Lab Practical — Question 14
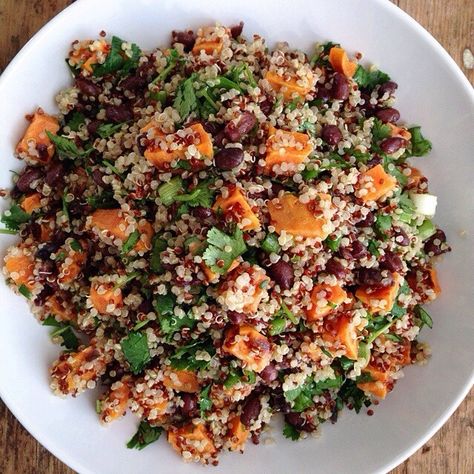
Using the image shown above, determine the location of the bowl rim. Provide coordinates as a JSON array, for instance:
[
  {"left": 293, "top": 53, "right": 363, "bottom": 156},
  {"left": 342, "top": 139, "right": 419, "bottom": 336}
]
[{"left": 0, "top": 0, "right": 473, "bottom": 473}]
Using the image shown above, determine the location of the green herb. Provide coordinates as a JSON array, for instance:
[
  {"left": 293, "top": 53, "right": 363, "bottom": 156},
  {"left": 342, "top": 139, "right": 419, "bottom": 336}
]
[
  {"left": 298, "top": 121, "right": 316, "bottom": 135},
  {"left": 158, "top": 177, "right": 183, "bottom": 206},
  {"left": 355, "top": 372, "right": 374, "bottom": 384},
  {"left": 417, "top": 219, "right": 436, "bottom": 241},
  {"left": 261, "top": 232, "right": 281, "bottom": 254},
  {"left": 102, "top": 160, "right": 123, "bottom": 178},
  {"left": 224, "top": 368, "right": 242, "bottom": 388},
  {"left": 211, "top": 76, "right": 243, "bottom": 93},
  {"left": 70, "top": 239, "right": 82, "bottom": 252},
  {"left": 149, "top": 90, "right": 168, "bottom": 105},
  {"left": 367, "top": 240, "right": 380, "bottom": 257},
  {"left": 18, "top": 284, "right": 32, "bottom": 299},
  {"left": 310, "top": 41, "right": 339, "bottom": 67},
  {"left": 127, "top": 421, "right": 163, "bottom": 450},
  {"left": 120, "top": 230, "right": 140, "bottom": 255},
  {"left": 386, "top": 163, "right": 408, "bottom": 186},
  {"left": 1, "top": 203, "right": 30, "bottom": 231},
  {"left": 121, "top": 332, "right": 151, "bottom": 374},
  {"left": 62, "top": 187, "right": 70, "bottom": 221},
  {"left": 46, "top": 131, "right": 93, "bottom": 159},
  {"left": 280, "top": 301, "right": 297, "bottom": 324},
  {"left": 55, "top": 250, "right": 67, "bottom": 262},
  {"left": 174, "top": 180, "right": 215, "bottom": 208},
  {"left": 154, "top": 293, "right": 196, "bottom": 336},
  {"left": 385, "top": 333, "right": 402, "bottom": 342},
  {"left": 133, "top": 319, "right": 150, "bottom": 331},
  {"left": 174, "top": 159, "right": 191, "bottom": 170},
  {"left": 226, "top": 63, "right": 257, "bottom": 88},
  {"left": 353, "top": 65, "right": 390, "bottom": 90},
  {"left": 152, "top": 49, "right": 181, "bottom": 84},
  {"left": 407, "top": 126, "right": 432, "bottom": 157},
  {"left": 337, "top": 379, "right": 370, "bottom": 413},
  {"left": 67, "top": 111, "right": 85, "bottom": 131},
  {"left": 169, "top": 338, "right": 216, "bottom": 371},
  {"left": 286, "top": 98, "right": 301, "bottom": 111},
  {"left": 301, "top": 166, "right": 319, "bottom": 181},
  {"left": 415, "top": 305, "right": 433, "bottom": 329},
  {"left": 95, "top": 399, "right": 102, "bottom": 414},
  {"left": 269, "top": 316, "right": 286, "bottom": 336},
  {"left": 173, "top": 73, "right": 199, "bottom": 121},
  {"left": 86, "top": 190, "right": 117, "bottom": 209},
  {"left": 375, "top": 213, "right": 392, "bottom": 238},
  {"left": 320, "top": 153, "right": 352, "bottom": 171},
  {"left": 97, "top": 122, "right": 124, "bottom": 138},
  {"left": 243, "top": 370, "right": 256, "bottom": 384},
  {"left": 324, "top": 236, "right": 341, "bottom": 252},
  {"left": 43, "top": 316, "right": 79, "bottom": 351},
  {"left": 371, "top": 119, "right": 391, "bottom": 142},
  {"left": 283, "top": 422, "right": 300, "bottom": 441},
  {"left": 150, "top": 236, "right": 167, "bottom": 273},
  {"left": 199, "top": 385, "right": 212, "bottom": 418},
  {"left": 93, "top": 36, "right": 141, "bottom": 77},
  {"left": 339, "top": 356, "right": 354, "bottom": 372},
  {"left": 113, "top": 272, "right": 139, "bottom": 289},
  {"left": 202, "top": 227, "right": 247, "bottom": 274},
  {"left": 390, "top": 302, "right": 406, "bottom": 319}
]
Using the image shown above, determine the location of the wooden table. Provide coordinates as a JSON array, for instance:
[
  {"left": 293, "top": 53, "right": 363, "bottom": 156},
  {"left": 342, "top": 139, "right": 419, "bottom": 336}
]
[{"left": 0, "top": 1, "right": 472, "bottom": 473}]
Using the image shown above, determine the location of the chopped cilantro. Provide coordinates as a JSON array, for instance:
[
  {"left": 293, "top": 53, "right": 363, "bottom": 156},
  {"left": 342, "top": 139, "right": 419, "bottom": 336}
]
[
  {"left": 93, "top": 36, "right": 141, "bottom": 77},
  {"left": 158, "top": 177, "right": 183, "bottom": 206},
  {"left": 324, "top": 236, "right": 342, "bottom": 252},
  {"left": 169, "top": 338, "right": 216, "bottom": 371},
  {"left": 18, "top": 284, "right": 31, "bottom": 299},
  {"left": 122, "top": 230, "right": 140, "bottom": 255},
  {"left": 152, "top": 49, "right": 181, "bottom": 84},
  {"left": 385, "top": 333, "right": 402, "bottom": 342},
  {"left": 127, "top": 421, "right": 162, "bottom": 450},
  {"left": 202, "top": 227, "right": 247, "bottom": 274},
  {"left": 43, "top": 316, "right": 79, "bottom": 351},
  {"left": 199, "top": 385, "right": 212, "bottom": 418},
  {"left": 415, "top": 305, "right": 433, "bottom": 329},
  {"left": 224, "top": 368, "right": 241, "bottom": 388},
  {"left": 46, "top": 131, "right": 93, "bottom": 159},
  {"left": 150, "top": 236, "right": 167, "bottom": 273},
  {"left": 367, "top": 240, "right": 380, "bottom": 257},
  {"left": 1, "top": 203, "right": 30, "bottom": 231},
  {"left": 339, "top": 356, "right": 354, "bottom": 372},
  {"left": 70, "top": 239, "right": 82, "bottom": 252},
  {"left": 121, "top": 332, "right": 151, "bottom": 374},
  {"left": 353, "top": 65, "right": 390, "bottom": 90},
  {"left": 174, "top": 180, "right": 215, "bottom": 208},
  {"left": 298, "top": 121, "right": 316, "bottom": 135},
  {"left": 337, "top": 379, "right": 370, "bottom": 413},
  {"left": 374, "top": 213, "right": 392, "bottom": 238},
  {"left": 269, "top": 316, "right": 286, "bottom": 336},
  {"left": 283, "top": 422, "right": 300, "bottom": 441},
  {"left": 310, "top": 41, "right": 339, "bottom": 67},
  {"left": 154, "top": 293, "right": 196, "bottom": 336},
  {"left": 86, "top": 190, "right": 117, "bottom": 209},
  {"left": 66, "top": 111, "right": 85, "bottom": 131},
  {"left": 96, "top": 122, "right": 125, "bottom": 138},
  {"left": 261, "top": 232, "right": 281, "bottom": 254},
  {"left": 371, "top": 119, "right": 391, "bottom": 142},
  {"left": 173, "top": 73, "right": 199, "bottom": 121},
  {"left": 407, "top": 126, "right": 432, "bottom": 157},
  {"left": 149, "top": 90, "right": 167, "bottom": 105}
]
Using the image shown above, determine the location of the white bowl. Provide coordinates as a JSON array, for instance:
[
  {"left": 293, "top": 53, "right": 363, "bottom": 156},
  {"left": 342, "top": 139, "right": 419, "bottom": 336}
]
[{"left": 0, "top": 0, "right": 473, "bottom": 473}]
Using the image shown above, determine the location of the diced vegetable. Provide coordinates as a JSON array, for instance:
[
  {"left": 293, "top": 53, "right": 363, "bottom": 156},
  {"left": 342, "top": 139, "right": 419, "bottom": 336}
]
[
  {"left": 90, "top": 281, "right": 123, "bottom": 314},
  {"left": 410, "top": 193, "right": 437, "bottom": 217},
  {"left": 359, "top": 164, "right": 397, "bottom": 202},
  {"left": 355, "top": 273, "right": 401, "bottom": 314},
  {"left": 265, "top": 71, "right": 313, "bottom": 100},
  {"left": 305, "top": 283, "right": 347, "bottom": 321},
  {"left": 163, "top": 369, "right": 200, "bottom": 393},
  {"left": 4, "top": 250, "right": 35, "bottom": 289},
  {"left": 328, "top": 47, "right": 357, "bottom": 77},
  {"left": 20, "top": 193, "right": 42, "bottom": 214},
  {"left": 168, "top": 423, "right": 216, "bottom": 458},
  {"left": 99, "top": 377, "right": 131, "bottom": 423},
  {"left": 225, "top": 415, "right": 249, "bottom": 451}
]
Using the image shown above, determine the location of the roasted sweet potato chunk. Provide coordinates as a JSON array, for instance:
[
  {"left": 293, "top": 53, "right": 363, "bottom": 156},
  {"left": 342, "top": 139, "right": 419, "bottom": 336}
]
[
  {"left": 168, "top": 423, "right": 217, "bottom": 463},
  {"left": 359, "top": 164, "right": 397, "bottom": 202},
  {"left": 265, "top": 71, "right": 313, "bottom": 100},
  {"left": 305, "top": 283, "right": 347, "bottom": 321},
  {"left": 355, "top": 273, "right": 401, "bottom": 314},
  {"left": 163, "top": 369, "right": 200, "bottom": 393}
]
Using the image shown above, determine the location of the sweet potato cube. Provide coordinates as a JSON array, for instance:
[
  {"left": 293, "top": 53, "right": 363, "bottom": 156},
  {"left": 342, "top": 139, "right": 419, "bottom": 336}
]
[
  {"left": 328, "top": 47, "right": 357, "bottom": 77},
  {"left": 69, "top": 39, "right": 109, "bottom": 73},
  {"left": 355, "top": 273, "right": 401, "bottom": 314},
  {"left": 362, "top": 363, "right": 390, "bottom": 383},
  {"left": 4, "top": 251, "right": 35, "bottom": 290},
  {"left": 428, "top": 267, "right": 441, "bottom": 296},
  {"left": 21, "top": 193, "right": 42, "bottom": 214},
  {"left": 45, "top": 295, "right": 76, "bottom": 322},
  {"left": 168, "top": 423, "right": 217, "bottom": 460},
  {"left": 192, "top": 39, "right": 223, "bottom": 55},
  {"left": 359, "top": 164, "right": 397, "bottom": 202},
  {"left": 145, "top": 123, "right": 213, "bottom": 168},
  {"left": 58, "top": 242, "right": 87, "bottom": 284},
  {"left": 16, "top": 110, "right": 60, "bottom": 164},
  {"left": 387, "top": 123, "right": 412, "bottom": 141},
  {"left": 99, "top": 378, "right": 131, "bottom": 423},
  {"left": 335, "top": 314, "right": 359, "bottom": 360},
  {"left": 357, "top": 380, "right": 388, "bottom": 399},
  {"left": 264, "top": 127, "right": 313, "bottom": 172},
  {"left": 305, "top": 283, "right": 347, "bottom": 321},
  {"left": 222, "top": 324, "right": 272, "bottom": 373},
  {"left": 265, "top": 71, "right": 313, "bottom": 100},
  {"left": 267, "top": 193, "right": 332, "bottom": 239},
  {"left": 90, "top": 281, "right": 123, "bottom": 314},
  {"left": 213, "top": 187, "right": 260, "bottom": 231},
  {"left": 226, "top": 415, "right": 249, "bottom": 451},
  {"left": 163, "top": 369, "right": 200, "bottom": 393}
]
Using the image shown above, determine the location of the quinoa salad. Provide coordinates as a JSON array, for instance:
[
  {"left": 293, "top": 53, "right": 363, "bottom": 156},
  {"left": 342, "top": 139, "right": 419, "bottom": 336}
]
[{"left": 1, "top": 23, "right": 451, "bottom": 465}]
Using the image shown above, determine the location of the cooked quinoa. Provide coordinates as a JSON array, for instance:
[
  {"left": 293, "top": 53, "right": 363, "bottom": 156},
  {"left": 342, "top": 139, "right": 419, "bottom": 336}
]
[{"left": 0, "top": 23, "right": 451, "bottom": 464}]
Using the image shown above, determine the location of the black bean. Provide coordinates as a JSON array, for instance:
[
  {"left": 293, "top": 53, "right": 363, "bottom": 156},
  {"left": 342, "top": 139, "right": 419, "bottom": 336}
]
[
  {"left": 357, "top": 268, "right": 393, "bottom": 288},
  {"left": 375, "top": 107, "right": 400, "bottom": 123},
  {"left": 192, "top": 206, "right": 212, "bottom": 220},
  {"left": 285, "top": 412, "right": 305, "bottom": 429},
  {"left": 381, "top": 250, "right": 403, "bottom": 273},
  {"left": 378, "top": 81, "right": 398, "bottom": 96},
  {"left": 137, "top": 299, "right": 153, "bottom": 314},
  {"left": 394, "top": 228, "right": 410, "bottom": 246},
  {"left": 366, "top": 155, "right": 382, "bottom": 168},
  {"left": 356, "top": 211, "right": 375, "bottom": 227},
  {"left": 202, "top": 121, "right": 222, "bottom": 136},
  {"left": 214, "top": 147, "right": 244, "bottom": 170},
  {"left": 241, "top": 394, "right": 261, "bottom": 427},
  {"left": 34, "top": 285, "right": 54, "bottom": 307},
  {"left": 321, "top": 124, "right": 342, "bottom": 146},
  {"left": 229, "top": 21, "right": 244, "bottom": 39},
  {"left": 424, "top": 229, "right": 449, "bottom": 256},
  {"left": 180, "top": 393, "right": 198, "bottom": 417},
  {"left": 316, "top": 85, "right": 332, "bottom": 101},
  {"left": 224, "top": 112, "right": 257, "bottom": 141},
  {"left": 36, "top": 242, "right": 59, "bottom": 261},
  {"left": 171, "top": 30, "right": 196, "bottom": 52},
  {"left": 36, "top": 144, "right": 49, "bottom": 162},
  {"left": 340, "top": 240, "right": 367, "bottom": 260},
  {"left": 87, "top": 120, "right": 101, "bottom": 136},
  {"left": 16, "top": 167, "right": 43, "bottom": 192},
  {"left": 45, "top": 162, "right": 64, "bottom": 186},
  {"left": 75, "top": 77, "right": 102, "bottom": 97},
  {"left": 260, "top": 363, "right": 278, "bottom": 383},
  {"left": 331, "top": 73, "right": 349, "bottom": 100},
  {"left": 269, "top": 389, "right": 291, "bottom": 414},
  {"left": 228, "top": 311, "right": 246, "bottom": 325},
  {"left": 92, "top": 169, "right": 106, "bottom": 187},
  {"left": 105, "top": 104, "right": 132, "bottom": 123},
  {"left": 380, "top": 137, "right": 406, "bottom": 154},
  {"left": 120, "top": 75, "right": 146, "bottom": 91},
  {"left": 260, "top": 98, "right": 273, "bottom": 115},
  {"left": 267, "top": 260, "right": 294, "bottom": 290},
  {"left": 325, "top": 258, "right": 347, "bottom": 279}
]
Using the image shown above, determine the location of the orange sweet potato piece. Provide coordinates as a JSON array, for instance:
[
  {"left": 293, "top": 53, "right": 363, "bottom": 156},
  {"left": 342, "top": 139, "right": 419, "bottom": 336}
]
[
  {"left": 4, "top": 251, "right": 35, "bottom": 290},
  {"left": 328, "top": 47, "right": 357, "bottom": 77},
  {"left": 226, "top": 415, "right": 249, "bottom": 451},
  {"left": 387, "top": 123, "right": 412, "bottom": 141},
  {"left": 69, "top": 39, "right": 109, "bottom": 73},
  {"left": 265, "top": 71, "right": 313, "bottom": 100},
  {"left": 90, "top": 281, "right": 123, "bottom": 314},
  {"left": 163, "top": 369, "right": 200, "bottom": 393},
  {"left": 201, "top": 259, "right": 240, "bottom": 283},
  {"left": 359, "top": 164, "right": 397, "bottom": 202},
  {"left": 145, "top": 123, "right": 213, "bottom": 168},
  {"left": 357, "top": 380, "right": 388, "bottom": 399},
  {"left": 58, "top": 242, "right": 87, "bottom": 284},
  {"left": 335, "top": 314, "right": 359, "bottom": 360},
  {"left": 267, "top": 193, "right": 332, "bottom": 239},
  {"left": 406, "top": 166, "right": 424, "bottom": 188},
  {"left": 222, "top": 324, "right": 272, "bottom": 373},
  {"left": 192, "top": 39, "right": 223, "bottom": 55},
  {"left": 264, "top": 126, "right": 313, "bottom": 172},
  {"left": 355, "top": 273, "right": 401, "bottom": 314},
  {"left": 45, "top": 295, "right": 76, "bottom": 322},
  {"left": 362, "top": 363, "right": 390, "bottom": 383},
  {"left": 213, "top": 186, "right": 260, "bottom": 231},
  {"left": 16, "top": 110, "right": 60, "bottom": 164},
  {"left": 99, "top": 377, "right": 131, "bottom": 423},
  {"left": 428, "top": 267, "right": 441, "bottom": 296},
  {"left": 305, "top": 283, "right": 347, "bottom": 322},
  {"left": 168, "top": 423, "right": 217, "bottom": 460},
  {"left": 21, "top": 193, "right": 42, "bottom": 214}
]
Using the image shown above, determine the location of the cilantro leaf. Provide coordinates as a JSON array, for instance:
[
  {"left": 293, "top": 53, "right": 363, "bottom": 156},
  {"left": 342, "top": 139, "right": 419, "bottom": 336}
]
[
  {"left": 310, "top": 41, "right": 339, "bottom": 68},
  {"left": 86, "top": 190, "right": 117, "bottom": 209},
  {"left": 173, "top": 73, "right": 199, "bottom": 121},
  {"left": 93, "top": 36, "right": 141, "bottom": 77},
  {"left": 66, "top": 111, "right": 85, "bottom": 131},
  {"left": 43, "top": 316, "right": 79, "bottom": 351},
  {"left": 199, "top": 384, "right": 212, "bottom": 418},
  {"left": 46, "top": 131, "right": 93, "bottom": 159},
  {"left": 1, "top": 203, "right": 30, "bottom": 231},
  {"left": 224, "top": 368, "right": 241, "bottom": 388},
  {"left": 127, "top": 421, "right": 162, "bottom": 450},
  {"left": 261, "top": 232, "right": 281, "bottom": 254},
  {"left": 121, "top": 332, "right": 151, "bottom": 374},
  {"left": 174, "top": 180, "right": 215, "bottom": 208},
  {"left": 122, "top": 230, "right": 140, "bottom": 255},
  {"left": 152, "top": 49, "right": 181, "bottom": 84},
  {"left": 371, "top": 119, "right": 391, "bottom": 142},
  {"left": 96, "top": 122, "right": 125, "bottom": 138},
  {"left": 407, "top": 126, "right": 432, "bottom": 157},
  {"left": 18, "top": 284, "right": 32, "bottom": 299},
  {"left": 324, "top": 236, "right": 341, "bottom": 252},
  {"left": 202, "top": 227, "right": 247, "bottom": 274},
  {"left": 337, "top": 379, "right": 370, "bottom": 413},
  {"left": 150, "top": 236, "right": 167, "bottom": 273},
  {"left": 415, "top": 304, "right": 433, "bottom": 329},
  {"left": 169, "top": 338, "right": 215, "bottom": 371},
  {"left": 283, "top": 422, "right": 300, "bottom": 441},
  {"left": 353, "top": 65, "right": 390, "bottom": 90},
  {"left": 269, "top": 316, "right": 286, "bottom": 336}
]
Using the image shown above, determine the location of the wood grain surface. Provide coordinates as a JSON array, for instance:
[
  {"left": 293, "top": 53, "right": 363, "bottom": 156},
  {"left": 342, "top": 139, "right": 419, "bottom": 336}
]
[{"left": 0, "top": 1, "right": 472, "bottom": 473}]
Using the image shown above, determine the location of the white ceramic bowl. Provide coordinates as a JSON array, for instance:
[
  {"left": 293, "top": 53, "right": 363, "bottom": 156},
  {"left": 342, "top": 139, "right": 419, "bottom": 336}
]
[{"left": 1, "top": 0, "right": 473, "bottom": 473}]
